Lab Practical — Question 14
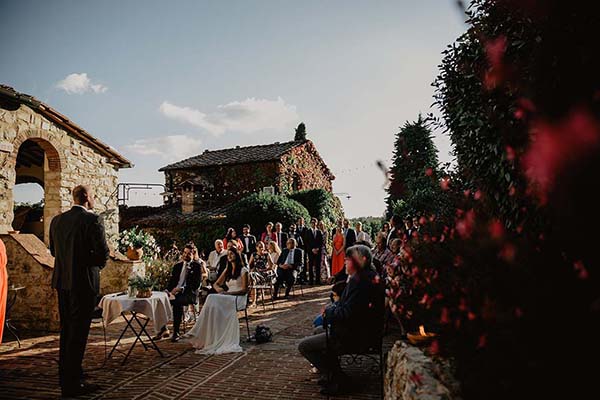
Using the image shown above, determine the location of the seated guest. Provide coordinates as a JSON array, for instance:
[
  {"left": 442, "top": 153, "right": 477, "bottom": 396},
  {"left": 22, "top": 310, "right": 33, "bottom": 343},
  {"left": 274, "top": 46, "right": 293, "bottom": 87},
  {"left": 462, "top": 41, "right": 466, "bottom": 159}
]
[
  {"left": 207, "top": 240, "right": 227, "bottom": 283},
  {"left": 372, "top": 233, "right": 395, "bottom": 276},
  {"left": 355, "top": 222, "right": 372, "bottom": 247},
  {"left": 184, "top": 247, "right": 249, "bottom": 354},
  {"left": 273, "top": 238, "right": 304, "bottom": 300},
  {"left": 266, "top": 241, "right": 282, "bottom": 271},
  {"left": 155, "top": 243, "right": 202, "bottom": 342},
  {"left": 298, "top": 245, "right": 385, "bottom": 395},
  {"left": 240, "top": 224, "right": 257, "bottom": 261},
  {"left": 223, "top": 227, "right": 244, "bottom": 254},
  {"left": 261, "top": 222, "right": 277, "bottom": 243},
  {"left": 218, "top": 240, "right": 247, "bottom": 280},
  {"left": 249, "top": 241, "right": 269, "bottom": 273}
]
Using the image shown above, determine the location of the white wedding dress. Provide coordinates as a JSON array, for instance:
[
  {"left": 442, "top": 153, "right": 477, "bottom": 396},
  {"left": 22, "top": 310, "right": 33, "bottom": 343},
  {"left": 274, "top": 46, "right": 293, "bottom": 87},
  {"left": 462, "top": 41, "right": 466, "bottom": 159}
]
[{"left": 186, "top": 267, "right": 249, "bottom": 354}]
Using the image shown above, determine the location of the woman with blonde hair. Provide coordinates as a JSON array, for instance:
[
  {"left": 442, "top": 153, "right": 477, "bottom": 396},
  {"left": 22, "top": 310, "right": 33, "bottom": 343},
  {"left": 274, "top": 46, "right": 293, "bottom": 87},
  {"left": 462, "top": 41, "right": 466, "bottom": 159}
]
[{"left": 266, "top": 240, "right": 282, "bottom": 271}]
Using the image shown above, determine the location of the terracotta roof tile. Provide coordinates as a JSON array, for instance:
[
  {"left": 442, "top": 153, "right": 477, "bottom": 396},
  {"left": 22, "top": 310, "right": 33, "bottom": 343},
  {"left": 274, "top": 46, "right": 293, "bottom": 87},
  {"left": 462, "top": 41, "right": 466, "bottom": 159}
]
[{"left": 159, "top": 140, "right": 305, "bottom": 171}]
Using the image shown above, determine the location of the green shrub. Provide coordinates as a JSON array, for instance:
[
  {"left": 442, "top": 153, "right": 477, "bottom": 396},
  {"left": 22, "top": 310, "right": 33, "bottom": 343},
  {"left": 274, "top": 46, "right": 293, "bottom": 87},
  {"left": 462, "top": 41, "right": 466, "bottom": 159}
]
[
  {"left": 288, "top": 188, "right": 344, "bottom": 226},
  {"left": 226, "top": 193, "right": 310, "bottom": 235}
]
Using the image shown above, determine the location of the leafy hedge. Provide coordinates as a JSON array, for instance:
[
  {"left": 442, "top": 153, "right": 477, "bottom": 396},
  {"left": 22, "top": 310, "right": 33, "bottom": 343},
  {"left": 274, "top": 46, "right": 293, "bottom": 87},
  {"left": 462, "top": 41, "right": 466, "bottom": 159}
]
[
  {"left": 226, "top": 192, "right": 310, "bottom": 235},
  {"left": 288, "top": 188, "right": 344, "bottom": 227}
]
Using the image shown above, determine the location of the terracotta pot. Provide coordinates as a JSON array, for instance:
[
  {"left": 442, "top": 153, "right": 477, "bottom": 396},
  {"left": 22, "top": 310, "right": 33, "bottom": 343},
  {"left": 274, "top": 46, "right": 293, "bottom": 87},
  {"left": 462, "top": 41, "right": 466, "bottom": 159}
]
[
  {"left": 136, "top": 288, "right": 152, "bottom": 298},
  {"left": 126, "top": 247, "right": 144, "bottom": 261}
]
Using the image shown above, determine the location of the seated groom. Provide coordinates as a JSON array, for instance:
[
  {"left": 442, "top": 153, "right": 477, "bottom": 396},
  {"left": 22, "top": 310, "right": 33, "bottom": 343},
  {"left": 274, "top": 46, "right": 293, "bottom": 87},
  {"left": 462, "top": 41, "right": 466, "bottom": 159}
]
[
  {"left": 273, "top": 238, "right": 304, "bottom": 300},
  {"left": 155, "top": 243, "right": 202, "bottom": 342},
  {"left": 298, "top": 245, "right": 384, "bottom": 395}
]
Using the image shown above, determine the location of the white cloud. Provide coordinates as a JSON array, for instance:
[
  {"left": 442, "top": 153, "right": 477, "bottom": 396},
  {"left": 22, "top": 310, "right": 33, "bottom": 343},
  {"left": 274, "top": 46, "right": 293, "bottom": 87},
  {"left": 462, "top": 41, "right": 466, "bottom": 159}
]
[
  {"left": 55, "top": 73, "right": 107, "bottom": 94},
  {"left": 159, "top": 97, "right": 299, "bottom": 136},
  {"left": 126, "top": 135, "right": 203, "bottom": 161}
]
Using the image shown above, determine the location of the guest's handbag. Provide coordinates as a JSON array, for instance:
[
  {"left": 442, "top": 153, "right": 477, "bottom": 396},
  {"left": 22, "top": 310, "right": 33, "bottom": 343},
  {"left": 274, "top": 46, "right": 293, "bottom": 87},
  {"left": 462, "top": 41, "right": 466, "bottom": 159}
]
[{"left": 254, "top": 325, "right": 273, "bottom": 344}]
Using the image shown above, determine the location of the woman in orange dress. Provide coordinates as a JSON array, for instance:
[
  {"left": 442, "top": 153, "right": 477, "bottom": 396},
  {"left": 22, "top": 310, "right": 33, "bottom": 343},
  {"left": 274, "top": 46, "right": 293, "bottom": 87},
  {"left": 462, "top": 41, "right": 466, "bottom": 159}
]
[
  {"left": 330, "top": 220, "right": 346, "bottom": 276},
  {"left": 0, "top": 238, "right": 7, "bottom": 344}
]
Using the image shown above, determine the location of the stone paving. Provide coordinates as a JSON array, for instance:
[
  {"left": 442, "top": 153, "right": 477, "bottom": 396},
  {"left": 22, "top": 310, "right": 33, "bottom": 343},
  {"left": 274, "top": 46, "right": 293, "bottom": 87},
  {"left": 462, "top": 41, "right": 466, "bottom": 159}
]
[{"left": 1, "top": 285, "right": 389, "bottom": 400}]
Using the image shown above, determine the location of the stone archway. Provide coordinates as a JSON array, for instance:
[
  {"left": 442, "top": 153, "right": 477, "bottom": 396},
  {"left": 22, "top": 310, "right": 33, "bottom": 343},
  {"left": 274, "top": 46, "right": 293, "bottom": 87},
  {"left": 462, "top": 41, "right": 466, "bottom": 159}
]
[{"left": 10, "top": 134, "right": 63, "bottom": 245}]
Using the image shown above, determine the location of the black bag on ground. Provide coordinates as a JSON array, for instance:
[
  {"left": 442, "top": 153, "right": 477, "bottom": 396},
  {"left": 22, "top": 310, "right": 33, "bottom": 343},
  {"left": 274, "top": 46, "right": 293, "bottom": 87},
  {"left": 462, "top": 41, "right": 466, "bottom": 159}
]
[{"left": 254, "top": 325, "right": 272, "bottom": 344}]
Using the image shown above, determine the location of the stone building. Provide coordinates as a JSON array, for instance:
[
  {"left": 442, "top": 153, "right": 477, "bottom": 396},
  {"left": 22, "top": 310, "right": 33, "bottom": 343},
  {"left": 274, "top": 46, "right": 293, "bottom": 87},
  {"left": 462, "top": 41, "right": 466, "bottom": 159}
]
[
  {"left": 0, "top": 85, "right": 135, "bottom": 331},
  {"left": 0, "top": 85, "right": 132, "bottom": 243},
  {"left": 159, "top": 139, "right": 335, "bottom": 213}
]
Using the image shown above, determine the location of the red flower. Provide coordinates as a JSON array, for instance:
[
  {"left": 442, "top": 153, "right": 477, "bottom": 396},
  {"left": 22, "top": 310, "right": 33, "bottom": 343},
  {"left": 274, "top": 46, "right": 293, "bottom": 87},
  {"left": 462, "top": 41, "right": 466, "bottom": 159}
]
[
  {"left": 425, "top": 167, "right": 433, "bottom": 176},
  {"left": 489, "top": 219, "right": 505, "bottom": 240},
  {"left": 440, "top": 307, "right": 450, "bottom": 324},
  {"left": 440, "top": 177, "right": 451, "bottom": 191},
  {"left": 477, "top": 334, "right": 487, "bottom": 349},
  {"left": 522, "top": 108, "right": 600, "bottom": 203},
  {"left": 505, "top": 146, "right": 516, "bottom": 161},
  {"left": 483, "top": 36, "right": 507, "bottom": 90},
  {"left": 409, "top": 372, "right": 424, "bottom": 386},
  {"left": 499, "top": 243, "right": 517, "bottom": 263}
]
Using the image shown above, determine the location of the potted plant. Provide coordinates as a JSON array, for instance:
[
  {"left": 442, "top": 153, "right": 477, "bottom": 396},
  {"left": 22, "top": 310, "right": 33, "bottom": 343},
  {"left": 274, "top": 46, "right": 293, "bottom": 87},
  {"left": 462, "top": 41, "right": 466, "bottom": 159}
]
[
  {"left": 118, "top": 227, "right": 160, "bottom": 261},
  {"left": 128, "top": 275, "right": 155, "bottom": 298}
]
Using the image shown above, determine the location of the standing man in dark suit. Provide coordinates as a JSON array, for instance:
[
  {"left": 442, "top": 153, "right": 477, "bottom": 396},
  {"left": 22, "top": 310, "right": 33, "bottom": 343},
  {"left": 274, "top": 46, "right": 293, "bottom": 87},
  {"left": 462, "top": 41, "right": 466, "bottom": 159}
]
[
  {"left": 274, "top": 222, "right": 288, "bottom": 251},
  {"left": 50, "top": 185, "right": 109, "bottom": 398},
  {"left": 240, "top": 224, "right": 257, "bottom": 261},
  {"left": 342, "top": 219, "right": 357, "bottom": 250},
  {"left": 386, "top": 215, "right": 403, "bottom": 248},
  {"left": 295, "top": 217, "right": 309, "bottom": 283},
  {"left": 304, "top": 218, "right": 324, "bottom": 285},
  {"left": 156, "top": 243, "right": 202, "bottom": 342},
  {"left": 273, "top": 238, "right": 304, "bottom": 300}
]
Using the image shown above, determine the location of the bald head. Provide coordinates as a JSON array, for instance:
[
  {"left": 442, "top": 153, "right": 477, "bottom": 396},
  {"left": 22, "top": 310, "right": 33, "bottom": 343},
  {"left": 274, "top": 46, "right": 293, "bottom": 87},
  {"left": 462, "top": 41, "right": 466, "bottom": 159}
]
[{"left": 72, "top": 185, "right": 95, "bottom": 209}]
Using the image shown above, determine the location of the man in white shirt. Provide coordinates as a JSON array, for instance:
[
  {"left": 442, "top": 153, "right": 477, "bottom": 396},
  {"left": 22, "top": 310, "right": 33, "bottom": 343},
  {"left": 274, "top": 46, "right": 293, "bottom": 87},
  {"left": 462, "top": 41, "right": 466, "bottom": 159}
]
[
  {"left": 355, "top": 222, "right": 372, "bottom": 247},
  {"left": 206, "top": 240, "right": 226, "bottom": 282},
  {"left": 273, "top": 238, "right": 304, "bottom": 299}
]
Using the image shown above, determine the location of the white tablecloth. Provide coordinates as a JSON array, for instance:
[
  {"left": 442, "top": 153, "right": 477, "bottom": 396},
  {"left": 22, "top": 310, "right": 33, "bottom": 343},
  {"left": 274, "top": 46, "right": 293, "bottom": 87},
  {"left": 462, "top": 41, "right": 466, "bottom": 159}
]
[{"left": 99, "top": 291, "right": 173, "bottom": 335}]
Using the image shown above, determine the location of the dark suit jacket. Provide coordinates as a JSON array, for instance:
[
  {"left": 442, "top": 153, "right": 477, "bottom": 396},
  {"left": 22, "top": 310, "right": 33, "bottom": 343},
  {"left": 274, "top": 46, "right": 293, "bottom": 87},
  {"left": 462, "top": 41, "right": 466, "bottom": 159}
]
[
  {"left": 240, "top": 234, "right": 257, "bottom": 255},
  {"left": 290, "top": 231, "right": 305, "bottom": 249},
  {"left": 50, "top": 206, "right": 109, "bottom": 295},
  {"left": 386, "top": 227, "right": 402, "bottom": 248},
  {"left": 274, "top": 231, "right": 288, "bottom": 249},
  {"left": 344, "top": 228, "right": 357, "bottom": 249},
  {"left": 325, "top": 268, "right": 385, "bottom": 350},
  {"left": 304, "top": 228, "right": 324, "bottom": 251},
  {"left": 277, "top": 248, "right": 304, "bottom": 270},
  {"left": 166, "top": 260, "right": 202, "bottom": 303}
]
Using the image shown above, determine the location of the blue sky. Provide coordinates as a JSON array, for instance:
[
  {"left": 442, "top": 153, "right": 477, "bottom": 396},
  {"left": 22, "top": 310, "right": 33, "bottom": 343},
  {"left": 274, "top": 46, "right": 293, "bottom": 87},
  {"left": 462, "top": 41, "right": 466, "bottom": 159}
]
[{"left": 1, "top": 0, "right": 466, "bottom": 217}]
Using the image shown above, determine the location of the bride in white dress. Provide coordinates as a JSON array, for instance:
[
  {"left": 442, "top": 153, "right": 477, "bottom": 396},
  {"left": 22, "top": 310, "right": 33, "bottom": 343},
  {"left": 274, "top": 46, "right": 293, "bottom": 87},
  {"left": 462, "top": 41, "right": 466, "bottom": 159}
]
[{"left": 185, "top": 247, "right": 249, "bottom": 354}]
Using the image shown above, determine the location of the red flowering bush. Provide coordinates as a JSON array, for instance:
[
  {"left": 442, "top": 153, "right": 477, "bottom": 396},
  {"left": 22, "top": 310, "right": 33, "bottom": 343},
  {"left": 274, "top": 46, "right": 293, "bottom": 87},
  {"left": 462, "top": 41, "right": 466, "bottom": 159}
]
[{"left": 386, "top": 1, "right": 600, "bottom": 398}]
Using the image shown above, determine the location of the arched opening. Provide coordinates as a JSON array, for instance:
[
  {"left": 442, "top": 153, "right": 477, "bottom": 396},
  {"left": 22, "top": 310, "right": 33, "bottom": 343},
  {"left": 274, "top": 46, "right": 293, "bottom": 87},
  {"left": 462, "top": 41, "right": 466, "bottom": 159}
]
[{"left": 11, "top": 138, "right": 62, "bottom": 244}]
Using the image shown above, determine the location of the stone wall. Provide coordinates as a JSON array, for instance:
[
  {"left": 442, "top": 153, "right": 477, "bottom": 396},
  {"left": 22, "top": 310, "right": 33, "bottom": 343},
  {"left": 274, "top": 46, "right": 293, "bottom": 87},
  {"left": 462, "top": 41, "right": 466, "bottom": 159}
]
[
  {"left": 1, "top": 233, "right": 144, "bottom": 332},
  {"left": 278, "top": 141, "right": 333, "bottom": 193},
  {"left": 385, "top": 341, "right": 458, "bottom": 400},
  {"left": 0, "top": 104, "right": 120, "bottom": 247},
  {"left": 1, "top": 233, "right": 59, "bottom": 331},
  {"left": 100, "top": 257, "right": 146, "bottom": 295}
]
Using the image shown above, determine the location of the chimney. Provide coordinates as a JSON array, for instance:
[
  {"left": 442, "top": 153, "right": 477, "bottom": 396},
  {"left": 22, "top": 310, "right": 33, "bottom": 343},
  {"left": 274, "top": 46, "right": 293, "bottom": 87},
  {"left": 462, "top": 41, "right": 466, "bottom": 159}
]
[{"left": 181, "top": 184, "right": 195, "bottom": 214}]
